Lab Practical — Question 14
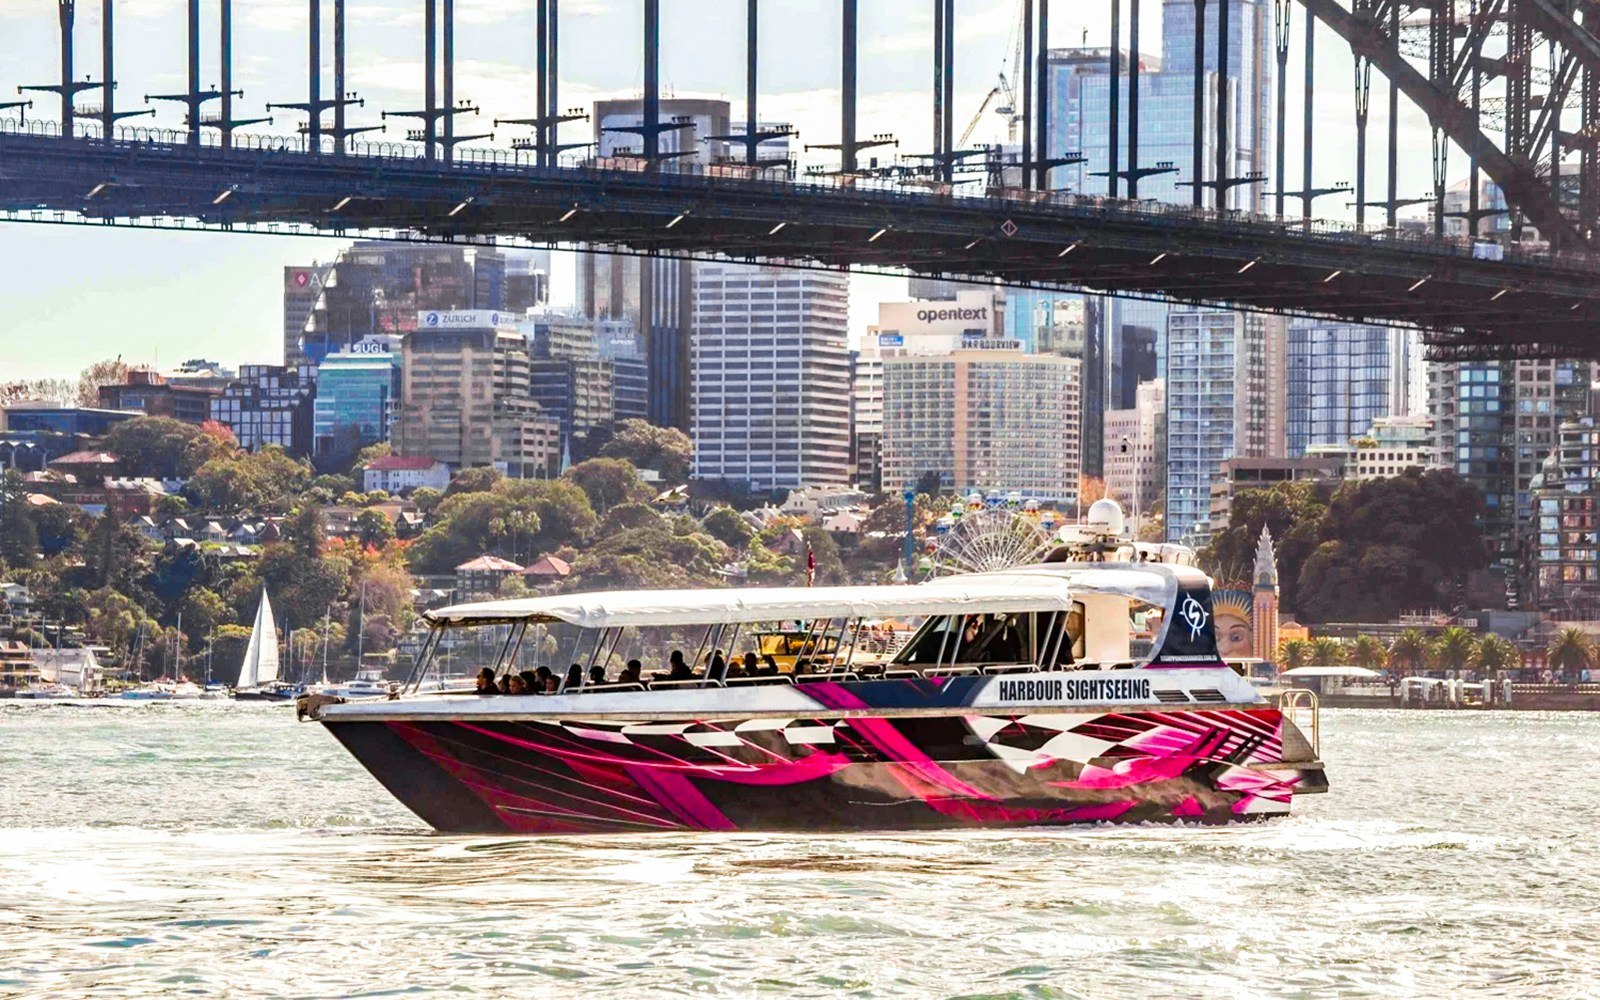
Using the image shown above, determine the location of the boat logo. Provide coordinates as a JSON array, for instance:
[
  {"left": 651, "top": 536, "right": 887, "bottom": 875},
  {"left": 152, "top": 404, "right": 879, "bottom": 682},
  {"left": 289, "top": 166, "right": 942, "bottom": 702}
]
[{"left": 1180, "top": 595, "right": 1210, "bottom": 641}]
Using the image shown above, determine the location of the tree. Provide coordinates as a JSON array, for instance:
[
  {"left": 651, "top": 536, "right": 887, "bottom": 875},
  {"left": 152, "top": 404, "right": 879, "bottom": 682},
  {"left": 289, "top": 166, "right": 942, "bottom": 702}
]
[
  {"left": 1079, "top": 476, "right": 1108, "bottom": 507},
  {"left": 1431, "top": 626, "right": 1479, "bottom": 673},
  {"left": 565, "top": 458, "right": 650, "bottom": 515},
  {"left": 802, "top": 526, "right": 845, "bottom": 585},
  {"left": 1389, "top": 629, "right": 1430, "bottom": 673},
  {"left": 406, "top": 487, "right": 545, "bottom": 573},
  {"left": 104, "top": 416, "right": 231, "bottom": 479},
  {"left": 1350, "top": 634, "right": 1389, "bottom": 671},
  {"left": 1547, "top": 627, "right": 1594, "bottom": 681},
  {"left": 1308, "top": 636, "right": 1348, "bottom": 666},
  {"left": 1280, "top": 639, "right": 1312, "bottom": 669},
  {"left": 1475, "top": 634, "right": 1519, "bottom": 674},
  {"left": 77, "top": 358, "right": 130, "bottom": 408},
  {"left": 354, "top": 509, "right": 396, "bottom": 549},
  {"left": 410, "top": 487, "right": 443, "bottom": 515},
  {"left": 445, "top": 466, "right": 503, "bottom": 496},
  {"left": 1200, "top": 480, "right": 1329, "bottom": 604},
  {"left": 0, "top": 471, "right": 41, "bottom": 570},
  {"left": 702, "top": 506, "right": 755, "bottom": 551},
  {"left": 185, "top": 447, "right": 311, "bottom": 514},
  {"left": 600, "top": 419, "right": 691, "bottom": 484}
]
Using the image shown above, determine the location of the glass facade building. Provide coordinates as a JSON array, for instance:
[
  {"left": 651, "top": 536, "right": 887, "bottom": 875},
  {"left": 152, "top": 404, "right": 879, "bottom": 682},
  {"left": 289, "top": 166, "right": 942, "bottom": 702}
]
[
  {"left": 1285, "top": 320, "right": 1410, "bottom": 457},
  {"left": 1165, "top": 309, "right": 1268, "bottom": 544},
  {"left": 312, "top": 351, "right": 402, "bottom": 462}
]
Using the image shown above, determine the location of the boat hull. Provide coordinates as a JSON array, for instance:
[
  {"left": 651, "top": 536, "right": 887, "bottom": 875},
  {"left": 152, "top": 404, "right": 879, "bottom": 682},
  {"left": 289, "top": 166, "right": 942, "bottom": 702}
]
[{"left": 322, "top": 706, "right": 1325, "bottom": 835}]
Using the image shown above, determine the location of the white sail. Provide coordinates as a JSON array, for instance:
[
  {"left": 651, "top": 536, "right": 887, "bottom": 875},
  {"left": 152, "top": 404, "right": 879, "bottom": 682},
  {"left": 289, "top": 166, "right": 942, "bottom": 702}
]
[{"left": 238, "top": 589, "right": 281, "bottom": 689}]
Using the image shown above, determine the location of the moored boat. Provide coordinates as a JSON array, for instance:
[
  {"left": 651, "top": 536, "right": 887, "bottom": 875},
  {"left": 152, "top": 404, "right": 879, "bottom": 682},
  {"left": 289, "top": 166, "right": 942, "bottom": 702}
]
[{"left": 302, "top": 520, "right": 1327, "bottom": 835}]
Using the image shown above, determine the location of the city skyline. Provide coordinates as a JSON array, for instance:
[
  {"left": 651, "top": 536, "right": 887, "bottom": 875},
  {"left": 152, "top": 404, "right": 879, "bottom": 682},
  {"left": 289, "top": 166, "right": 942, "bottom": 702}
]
[{"left": 4, "top": 0, "right": 1455, "bottom": 380}]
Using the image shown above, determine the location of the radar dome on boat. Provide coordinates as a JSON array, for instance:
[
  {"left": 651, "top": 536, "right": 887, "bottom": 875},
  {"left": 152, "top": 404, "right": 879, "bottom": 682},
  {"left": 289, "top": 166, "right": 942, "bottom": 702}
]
[{"left": 1084, "top": 498, "right": 1126, "bottom": 537}]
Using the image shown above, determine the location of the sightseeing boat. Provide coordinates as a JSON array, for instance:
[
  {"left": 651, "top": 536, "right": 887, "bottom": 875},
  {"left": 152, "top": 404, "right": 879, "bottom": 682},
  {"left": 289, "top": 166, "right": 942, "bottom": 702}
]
[{"left": 301, "top": 522, "right": 1327, "bottom": 835}]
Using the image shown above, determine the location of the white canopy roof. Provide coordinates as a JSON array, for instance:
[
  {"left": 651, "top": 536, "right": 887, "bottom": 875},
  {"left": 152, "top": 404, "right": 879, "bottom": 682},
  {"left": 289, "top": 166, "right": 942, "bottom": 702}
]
[
  {"left": 424, "top": 579, "right": 1075, "bottom": 629},
  {"left": 1281, "top": 665, "right": 1381, "bottom": 678}
]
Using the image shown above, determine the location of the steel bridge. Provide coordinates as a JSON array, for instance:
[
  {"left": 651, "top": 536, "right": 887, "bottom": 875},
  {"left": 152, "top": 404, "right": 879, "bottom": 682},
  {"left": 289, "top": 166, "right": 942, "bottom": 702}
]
[{"left": 5, "top": 0, "right": 1600, "bottom": 359}]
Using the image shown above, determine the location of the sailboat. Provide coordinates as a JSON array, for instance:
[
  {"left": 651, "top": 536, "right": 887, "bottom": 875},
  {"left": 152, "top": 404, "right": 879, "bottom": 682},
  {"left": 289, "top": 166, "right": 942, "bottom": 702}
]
[{"left": 233, "top": 589, "right": 294, "bottom": 702}]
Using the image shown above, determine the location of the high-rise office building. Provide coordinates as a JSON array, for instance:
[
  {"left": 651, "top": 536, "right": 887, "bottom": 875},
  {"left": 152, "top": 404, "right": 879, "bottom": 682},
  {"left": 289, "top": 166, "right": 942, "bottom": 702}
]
[
  {"left": 393, "top": 312, "right": 558, "bottom": 478},
  {"left": 312, "top": 343, "right": 402, "bottom": 464},
  {"left": 856, "top": 289, "right": 1011, "bottom": 491},
  {"left": 522, "top": 312, "right": 648, "bottom": 462},
  {"left": 1285, "top": 319, "right": 1411, "bottom": 457},
  {"left": 1164, "top": 308, "right": 1270, "bottom": 544},
  {"left": 284, "top": 244, "right": 507, "bottom": 367},
  {"left": 1051, "top": 1, "right": 1271, "bottom": 209},
  {"left": 690, "top": 263, "right": 852, "bottom": 492},
  {"left": 581, "top": 98, "right": 733, "bottom": 433},
  {"left": 881, "top": 350, "right": 1082, "bottom": 505}
]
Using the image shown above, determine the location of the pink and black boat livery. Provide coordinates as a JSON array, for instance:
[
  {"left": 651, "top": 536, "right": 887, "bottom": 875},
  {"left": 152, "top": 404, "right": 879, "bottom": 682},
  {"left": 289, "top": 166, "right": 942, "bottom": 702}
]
[{"left": 301, "top": 555, "right": 1327, "bottom": 834}]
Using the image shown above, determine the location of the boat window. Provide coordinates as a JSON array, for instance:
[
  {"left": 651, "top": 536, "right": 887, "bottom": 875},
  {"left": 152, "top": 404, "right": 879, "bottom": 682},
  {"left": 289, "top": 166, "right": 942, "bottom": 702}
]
[{"left": 1037, "top": 602, "right": 1087, "bottom": 669}]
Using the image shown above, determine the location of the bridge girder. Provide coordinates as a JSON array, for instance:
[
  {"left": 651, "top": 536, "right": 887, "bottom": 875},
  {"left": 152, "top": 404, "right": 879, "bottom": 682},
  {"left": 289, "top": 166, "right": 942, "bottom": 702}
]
[{"left": 1302, "top": 0, "right": 1592, "bottom": 248}]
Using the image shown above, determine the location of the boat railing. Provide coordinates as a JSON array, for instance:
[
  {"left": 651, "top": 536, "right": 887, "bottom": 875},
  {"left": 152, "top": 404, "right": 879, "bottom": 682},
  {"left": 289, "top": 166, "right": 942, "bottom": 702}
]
[
  {"left": 1278, "top": 688, "right": 1320, "bottom": 757},
  {"left": 724, "top": 675, "right": 797, "bottom": 687},
  {"left": 796, "top": 672, "right": 862, "bottom": 684},
  {"left": 646, "top": 678, "right": 726, "bottom": 691}
]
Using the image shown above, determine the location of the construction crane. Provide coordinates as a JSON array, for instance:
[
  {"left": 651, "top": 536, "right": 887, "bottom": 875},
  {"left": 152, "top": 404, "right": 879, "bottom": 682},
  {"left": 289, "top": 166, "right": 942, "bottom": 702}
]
[{"left": 958, "top": 1, "right": 1025, "bottom": 148}]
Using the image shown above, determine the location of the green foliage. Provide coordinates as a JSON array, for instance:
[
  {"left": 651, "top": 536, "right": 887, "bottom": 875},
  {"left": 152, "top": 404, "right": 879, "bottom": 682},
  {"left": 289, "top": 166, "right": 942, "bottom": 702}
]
[
  {"left": 702, "top": 506, "right": 756, "bottom": 551},
  {"left": 1349, "top": 634, "right": 1389, "bottom": 670},
  {"left": 1206, "top": 471, "right": 1489, "bottom": 623},
  {"left": 1388, "top": 628, "right": 1430, "bottom": 672},
  {"left": 410, "top": 487, "right": 443, "bottom": 515},
  {"left": 1547, "top": 626, "right": 1594, "bottom": 679},
  {"left": 565, "top": 513, "right": 728, "bottom": 592},
  {"left": 405, "top": 478, "right": 586, "bottom": 573},
  {"left": 801, "top": 526, "right": 845, "bottom": 586},
  {"left": 1199, "top": 481, "right": 1329, "bottom": 607},
  {"left": 81, "top": 508, "right": 147, "bottom": 593},
  {"left": 1430, "top": 626, "right": 1479, "bottom": 672},
  {"left": 1279, "top": 639, "right": 1311, "bottom": 669},
  {"left": 600, "top": 419, "right": 691, "bottom": 484},
  {"left": 1308, "top": 636, "right": 1348, "bottom": 666},
  {"left": 445, "top": 466, "right": 503, "bottom": 497},
  {"left": 185, "top": 447, "right": 312, "bottom": 514},
  {"left": 0, "top": 471, "right": 41, "bottom": 570},
  {"left": 354, "top": 509, "right": 396, "bottom": 549},
  {"left": 259, "top": 541, "right": 352, "bottom": 634},
  {"left": 1474, "top": 634, "right": 1519, "bottom": 673},
  {"left": 103, "top": 416, "right": 230, "bottom": 479},
  {"left": 565, "top": 458, "right": 651, "bottom": 515}
]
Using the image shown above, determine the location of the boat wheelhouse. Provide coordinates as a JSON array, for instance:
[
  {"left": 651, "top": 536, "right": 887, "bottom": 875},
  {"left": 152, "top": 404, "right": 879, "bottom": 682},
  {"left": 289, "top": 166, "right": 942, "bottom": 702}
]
[{"left": 302, "top": 558, "right": 1327, "bottom": 835}]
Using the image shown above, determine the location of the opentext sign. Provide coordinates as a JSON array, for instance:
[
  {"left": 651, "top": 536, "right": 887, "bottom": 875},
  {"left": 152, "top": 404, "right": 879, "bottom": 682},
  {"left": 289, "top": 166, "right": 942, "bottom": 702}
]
[{"left": 914, "top": 307, "right": 989, "bottom": 323}]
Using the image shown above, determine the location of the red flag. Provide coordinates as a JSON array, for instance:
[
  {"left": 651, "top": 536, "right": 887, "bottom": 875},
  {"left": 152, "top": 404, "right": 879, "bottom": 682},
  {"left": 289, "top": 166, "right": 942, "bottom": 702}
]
[{"left": 806, "top": 548, "right": 816, "bottom": 587}]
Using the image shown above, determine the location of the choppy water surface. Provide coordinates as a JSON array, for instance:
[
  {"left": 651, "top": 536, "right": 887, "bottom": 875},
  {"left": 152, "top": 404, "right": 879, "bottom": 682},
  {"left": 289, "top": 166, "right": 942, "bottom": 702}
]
[{"left": 1, "top": 705, "right": 1596, "bottom": 999}]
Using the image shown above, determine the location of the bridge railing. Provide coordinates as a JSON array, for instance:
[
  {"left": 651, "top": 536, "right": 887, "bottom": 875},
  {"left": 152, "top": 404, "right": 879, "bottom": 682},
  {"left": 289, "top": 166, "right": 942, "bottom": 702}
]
[{"left": 2, "top": 115, "right": 1589, "bottom": 272}]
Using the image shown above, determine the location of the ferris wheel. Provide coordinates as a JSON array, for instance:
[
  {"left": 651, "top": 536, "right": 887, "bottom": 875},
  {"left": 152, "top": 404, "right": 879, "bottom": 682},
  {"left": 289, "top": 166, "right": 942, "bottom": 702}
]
[{"left": 922, "top": 501, "right": 1057, "bottom": 578}]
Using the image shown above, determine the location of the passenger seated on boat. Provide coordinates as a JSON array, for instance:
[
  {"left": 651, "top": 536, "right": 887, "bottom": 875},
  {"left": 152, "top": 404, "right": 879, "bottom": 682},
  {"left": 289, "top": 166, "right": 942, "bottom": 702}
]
[
  {"left": 507, "top": 673, "right": 529, "bottom": 695},
  {"left": 761, "top": 654, "right": 781, "bottom": 676},
  {"left": 475, "top": 667, "right": 498, "bottom": 694},
  {"left": 534, "top": 666, "right": 554, "bottom": 692},
  {"left": 654, "top": 650, "right": 694, "bottom": 682},
  {"left": 589, "top": 665, "right": 607, "bottom": 686},
  {"left": 519, "top": 670, "right": 539, "bottom": 693},
  {"left": 743, "top": 652, "right": 760, "bottom": 676},
  {"left": 707, "top": 652, "right": 730, "bottom": 684},
  {"left": 545, "top": 673, "right": 561, "bottom": 693},
  {"left": 497, "top": 674, "right": 512, "bottom": 694},
  {"left": 565, "top": 664, "right": 583, "bottom": 691},
  {"left": 621, "top": 660, "right": 643, "bottom": 685}
]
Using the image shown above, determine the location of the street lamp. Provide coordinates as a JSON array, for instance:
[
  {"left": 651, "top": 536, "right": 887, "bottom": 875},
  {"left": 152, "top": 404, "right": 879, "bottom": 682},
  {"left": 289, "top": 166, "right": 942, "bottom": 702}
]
[{"left": 1120, "top": 434, "right": 1140, "bottom": 541}]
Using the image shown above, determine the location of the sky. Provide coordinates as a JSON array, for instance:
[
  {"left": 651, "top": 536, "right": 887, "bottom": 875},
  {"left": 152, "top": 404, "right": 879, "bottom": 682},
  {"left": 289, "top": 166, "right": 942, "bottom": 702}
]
[{"left": 0, "top": 0, "right": 1447, "bottom": 382}]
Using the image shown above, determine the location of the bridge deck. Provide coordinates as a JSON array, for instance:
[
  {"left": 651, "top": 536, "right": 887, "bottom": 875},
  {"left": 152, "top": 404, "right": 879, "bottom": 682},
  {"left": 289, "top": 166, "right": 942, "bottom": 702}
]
[{"left": 2, "top": 121, "right": 1597, "bottom": 358}]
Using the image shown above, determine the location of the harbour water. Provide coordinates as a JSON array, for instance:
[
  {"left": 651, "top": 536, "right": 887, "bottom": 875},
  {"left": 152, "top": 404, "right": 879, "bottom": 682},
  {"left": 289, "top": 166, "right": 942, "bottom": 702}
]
[{"left": 1, "top": 704, "right": 1595, "bottom": 999}]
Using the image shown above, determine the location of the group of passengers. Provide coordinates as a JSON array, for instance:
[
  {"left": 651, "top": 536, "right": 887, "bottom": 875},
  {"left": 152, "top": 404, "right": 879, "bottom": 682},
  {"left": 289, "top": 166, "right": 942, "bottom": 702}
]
[
  {"left": 473, "top": 647, "right": 786, "bottom": 696},
  {"left": 651, "top": 649, "right": 782, "bottom": 684}
]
